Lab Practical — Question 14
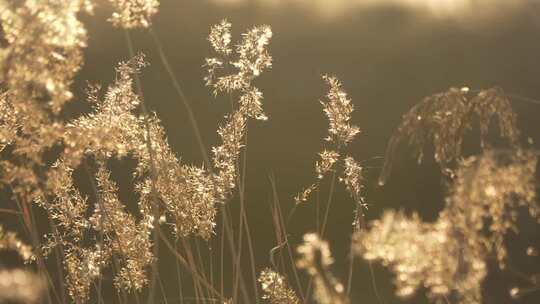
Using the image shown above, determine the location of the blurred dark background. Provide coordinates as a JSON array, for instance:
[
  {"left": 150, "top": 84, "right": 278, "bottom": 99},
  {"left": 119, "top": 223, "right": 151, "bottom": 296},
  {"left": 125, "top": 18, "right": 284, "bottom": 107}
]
[
  {"left": 76, "top": 1, "right": 540, "bottom": 303},
  {"left": 4, "top": 0, "right": 540, "bottom": 303}
]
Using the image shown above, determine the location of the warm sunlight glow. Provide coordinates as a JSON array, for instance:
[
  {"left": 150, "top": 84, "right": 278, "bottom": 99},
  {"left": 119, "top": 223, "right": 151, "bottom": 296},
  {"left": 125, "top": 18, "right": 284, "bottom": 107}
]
[
  {"left": 2, "top": 1, "right": 538, "bottom": 303},
  {"left": 210, "top": 0, "right": 526, "bottom": 19}
]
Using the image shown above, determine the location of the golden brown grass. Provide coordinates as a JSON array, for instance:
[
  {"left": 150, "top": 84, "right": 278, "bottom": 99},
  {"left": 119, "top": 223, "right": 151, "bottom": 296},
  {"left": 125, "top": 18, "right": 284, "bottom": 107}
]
[{"left": 0, "top": 1, "right": 539, "bottom": 304}]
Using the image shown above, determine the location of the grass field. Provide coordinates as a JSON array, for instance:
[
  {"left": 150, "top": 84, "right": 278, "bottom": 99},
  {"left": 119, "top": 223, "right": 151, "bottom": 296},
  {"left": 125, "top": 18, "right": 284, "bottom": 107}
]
[{"left": 0, "top": 1, "right": 539, "bottom": 303}]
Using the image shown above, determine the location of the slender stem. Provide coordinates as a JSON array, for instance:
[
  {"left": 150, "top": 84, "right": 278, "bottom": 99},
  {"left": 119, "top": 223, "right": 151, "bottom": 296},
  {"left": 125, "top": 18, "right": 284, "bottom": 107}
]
[
  {"left": 268, "top": 174, "right": 305, "bottom": 301},
  {"left": 148, "top": 28, "right": 211, "bottom": 169},
  {"left": 124, "top": 30, "right": 162, "bottom": 304},
  {"left": 48, "top": 218, "right": 67, "bottom": 304},
  {"left": 158, "top": 275, "right": 169, "bottom": 304},
  {"left": 83, "top": 163, "right": 142, "bottom": 304},
  {"left": 356, "top": 199, "right": 384, "bottom": 304},
  {"left": 11, "top": 190, "right": 58, "bottom": 304},
  {"left": 237, "top": 128, "right": 261, "bottom": 302},
  {"left": 174, "top": 240, "right": 185, "bottom": 303},
  {"left": 222, "top": 204, "right": 251, "bottom": 303},
  {"left": 242, "top": 199, "right": 260, "bottom": 302},
  {"left": 158, "top": 230, "right": 227, "bottom": 303},
  {"left": 0, "top": 208, "right": 21, "bottom": 215},
  {"left": 219, "top": 213, "right": 225, "bottom": 297},
  {"left": 320, "top": 171, "right": 337, "bottom": 238},
  {"left": 208, "top": 241, "right": 214, "bottom": 298},
  {"left": 194, "top": 239, "right": 212, "bottom": 301},
  {"left": 182, "top": 239, "right": 204, "bottom": 304}
]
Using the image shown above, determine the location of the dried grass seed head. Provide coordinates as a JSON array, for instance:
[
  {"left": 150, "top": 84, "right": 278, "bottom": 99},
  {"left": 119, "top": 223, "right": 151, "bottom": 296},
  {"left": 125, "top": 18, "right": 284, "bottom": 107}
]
[
  {"left": 259, "top": 268, "right": 301, "bottom": 304},
  {"left": 108, "top": 0, "right": 160, "bottom": 29},
  {"left": 296, "top": 233, "right": 349, "bottom": 304},
  {"left": 321, "top": 75, "right": 360, "bottom": 146},
  {"left": 379, "top": 87, "right": 520, "bottom": 185}
]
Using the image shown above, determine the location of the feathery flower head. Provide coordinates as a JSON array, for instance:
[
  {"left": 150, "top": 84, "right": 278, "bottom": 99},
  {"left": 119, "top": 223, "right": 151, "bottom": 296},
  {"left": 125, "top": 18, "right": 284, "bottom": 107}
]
[
  {"left": 0, "top": 269, "right": 45, "bottom": 304},
  {"left": 294, "top": 183, "right": 316, "bottom": 205},
  {"left": 355, "top": 210, "right": 485, "bottom": 302},
  {"left": 340, "top": 156, "right": 367, "bottom": 210},
  {"left": 321, "top": 75, "right": 360, "bottom": 146},
  {"left": 356, "top": 150, "right": 537, "bottom": 302},
  {"left": 205, "top": 21, "right": 272, "bottom": 120},
  {"left": 0, "top": 225, "right": 34, "bottom": 263},
  {"left": 315, "top": 150, "right": 340, "bottom": 179},
  {"left": 209, "top": 19, "right": 233, "bottom": 55},
  {"left": 379, "top": 87, "right": 520, "bottom": 185},
  {"left": 297, "top": 233, "right": 349, "bottom": 304},
  {"left": 259, "top": 268, "right": 301, "bottom": 304},
  {"left": 0, "top": 0, "right": 90, "bottom": 114},
  {"left": 108, "top": 0, "right": 160, "bottom": 29},
  {"left": 296, "top": 233, "right": 334, "bottom": 275},
  {"left": 447, "top": 150, "right": 538, "bottom": 268}
]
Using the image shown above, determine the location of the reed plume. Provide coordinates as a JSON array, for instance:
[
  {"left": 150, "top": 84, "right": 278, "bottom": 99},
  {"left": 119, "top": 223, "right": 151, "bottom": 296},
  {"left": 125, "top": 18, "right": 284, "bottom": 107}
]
[
  {"left": 356, "top": 150, "right": 538, "bottom": 303},
  {"left": 379, "top": 87, "right": 520, "bottom": 185}
]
